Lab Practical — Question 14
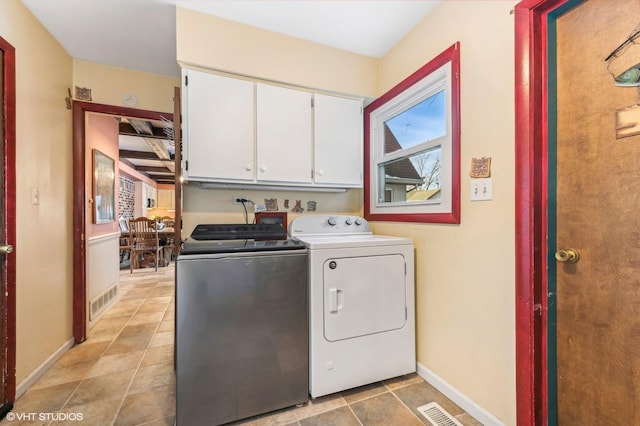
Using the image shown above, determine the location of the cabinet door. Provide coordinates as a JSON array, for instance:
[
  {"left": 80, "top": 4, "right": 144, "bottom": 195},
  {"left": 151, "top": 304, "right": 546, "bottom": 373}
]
[
  {"left": 157, "top": 189, "right": 175, "bottom": 209},
  {"left": 256, "top": 84, "right": 312, "bottom": 183},
  {"left": 314, "top": 94, "right": 363, "bottom": 187},
  {"left": 183, "top": 69, "right": 255, "bottom": 181}
]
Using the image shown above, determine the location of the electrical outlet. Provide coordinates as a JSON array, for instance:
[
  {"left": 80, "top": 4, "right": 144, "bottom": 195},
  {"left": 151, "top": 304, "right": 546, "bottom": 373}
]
[{"left": 233, "top": 195, "right": 246, "bottom": 204}]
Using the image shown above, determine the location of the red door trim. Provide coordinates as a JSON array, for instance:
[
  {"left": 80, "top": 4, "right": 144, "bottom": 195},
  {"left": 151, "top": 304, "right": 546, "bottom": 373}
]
[
  {"left": 514, "top": 0, "right": 569, "bottom": 424},
  {"left": 72, "top": 101, "right": 173, "bottom": 343},
  {"left": 0, "top": 35, "right": 17, "bottom": 404}
]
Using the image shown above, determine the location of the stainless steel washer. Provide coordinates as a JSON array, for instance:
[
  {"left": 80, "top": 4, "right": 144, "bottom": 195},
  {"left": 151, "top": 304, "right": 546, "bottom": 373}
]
[{"left": 176, "top": 224, "right": 308, "bottom": 425}]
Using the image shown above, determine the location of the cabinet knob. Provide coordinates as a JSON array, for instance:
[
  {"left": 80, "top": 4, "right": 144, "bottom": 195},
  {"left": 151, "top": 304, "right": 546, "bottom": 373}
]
[
  {"left": 317, "top": 169, "right": 324, "bottom": 177},
  {"left": 259, "top": 165, "right": 267, "bottom": 173},
  {"left": 245, "top": 164, "right": 252, "bottom": 172}
]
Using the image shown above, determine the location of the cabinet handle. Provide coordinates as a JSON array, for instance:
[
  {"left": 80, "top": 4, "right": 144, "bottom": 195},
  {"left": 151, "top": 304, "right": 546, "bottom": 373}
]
[{"left": 259, "top": 165, "right": 267, "bottom": 173}]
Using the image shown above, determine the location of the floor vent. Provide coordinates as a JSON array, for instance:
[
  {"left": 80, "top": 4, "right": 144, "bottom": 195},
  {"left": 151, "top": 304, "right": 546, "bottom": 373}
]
[
  {"left": 417, "top": 402, "right": 463, "bottom": 426},
  {"left": 89, "top": 284, "right": 118, "bottom": 320}
]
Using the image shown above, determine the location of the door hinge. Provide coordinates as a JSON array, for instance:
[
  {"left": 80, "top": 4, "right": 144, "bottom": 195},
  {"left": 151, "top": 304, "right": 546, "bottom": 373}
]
[
  {"left": 311, "top": 170, "right": 314, "bottom": 179},
  {"left": 184, "top": 75, "right": 188, "bottom": 86},
  {"left": 405, "top": 307, "right": 408, "bottom": 320},
  {"left": 311, "top": 98, "right": 314, "bottom": 108},
  {"left": 185, "top": 160, "right": 188, "bottom": 171}
]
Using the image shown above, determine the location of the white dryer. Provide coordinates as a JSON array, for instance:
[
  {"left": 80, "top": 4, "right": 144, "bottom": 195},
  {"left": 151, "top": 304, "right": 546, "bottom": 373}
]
[{"left": 290, "top": 215, "right": 415, "bottom": 398}]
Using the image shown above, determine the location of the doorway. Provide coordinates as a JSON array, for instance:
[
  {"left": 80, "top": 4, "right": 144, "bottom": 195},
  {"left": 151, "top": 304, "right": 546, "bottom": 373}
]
[
  {"left": 72, "top": 102, "right": 178, "bottom": 342},
  {"left": 0, "top": 35, "right": 16, "bottom": 416},
  {"left": 515, "top": 0, "right": 640, "bottom": 423}
]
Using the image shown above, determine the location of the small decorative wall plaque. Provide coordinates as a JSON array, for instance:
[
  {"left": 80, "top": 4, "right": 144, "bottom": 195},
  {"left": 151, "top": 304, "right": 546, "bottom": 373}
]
[
  {"left": 307, "top": 201, "right": 317, "bottom": 212},
  {"left": 470, "top": 157, "right": 492, "bottom": 178},
  {"left": 75, "top": 86, "right": 92, "bottom": 101},
  {"left": 264, "top": 198, "right": 278, "bottom": 211},
  {"left": 291, "top": 200, "right": 304, "bottom": 213}
]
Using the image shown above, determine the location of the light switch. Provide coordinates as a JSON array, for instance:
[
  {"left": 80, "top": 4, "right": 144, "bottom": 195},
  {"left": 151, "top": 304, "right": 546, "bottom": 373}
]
[
  {"left": 470, "top": 178, "right": 492, "bottom": 201},
  {"left": 31, "top": 187, "right": 40, "bottom": 205}
]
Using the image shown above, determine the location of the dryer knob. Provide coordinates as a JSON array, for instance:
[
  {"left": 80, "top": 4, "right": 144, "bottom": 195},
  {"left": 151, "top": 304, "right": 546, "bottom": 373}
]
[
  {"left": 327, "top": 217, "right": 337, "bottom": 226},
  {"left": 345, "top": 218, "right": 353, "bottom": 225},
  {"left": 354, "top": 218, "right": 362, "bottom": 226}
]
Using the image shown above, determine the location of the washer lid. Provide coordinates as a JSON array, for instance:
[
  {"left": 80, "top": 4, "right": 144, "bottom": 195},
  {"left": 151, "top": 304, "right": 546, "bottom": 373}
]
[{"left": 293, "top": 234, "right": 413, "bottom": 250}]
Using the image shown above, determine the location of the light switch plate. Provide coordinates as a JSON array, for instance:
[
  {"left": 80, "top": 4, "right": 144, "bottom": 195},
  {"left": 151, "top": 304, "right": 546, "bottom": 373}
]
[
  {"left": 470, "top": 178, "right": 492, "bottom": 201},
  {"left": 31, "top": 187, "right": 40, "bottom": 205}
]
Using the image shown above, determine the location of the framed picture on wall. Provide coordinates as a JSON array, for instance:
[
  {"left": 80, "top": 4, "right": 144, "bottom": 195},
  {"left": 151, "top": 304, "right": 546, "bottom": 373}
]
[
  {"left": 93, "top": 149, "right": 115, "bottom": 224},
  {"left": 255, "top": 211, "right": 288, "bottom": 233}
]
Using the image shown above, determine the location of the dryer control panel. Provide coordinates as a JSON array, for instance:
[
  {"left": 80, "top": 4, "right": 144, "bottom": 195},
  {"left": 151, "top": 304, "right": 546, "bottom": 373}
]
[{"left": 290, "top": 215, "right": 371, "bottom": 237}]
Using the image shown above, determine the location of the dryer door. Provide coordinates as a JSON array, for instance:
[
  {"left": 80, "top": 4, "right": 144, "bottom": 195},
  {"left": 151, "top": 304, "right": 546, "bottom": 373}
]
[{"left": 323, "top": 254, "right": 406, "bottom": 342}]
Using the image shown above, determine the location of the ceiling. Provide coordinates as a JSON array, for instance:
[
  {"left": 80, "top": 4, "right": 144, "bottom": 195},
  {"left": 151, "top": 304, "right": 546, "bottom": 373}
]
[
  {"left": 117, "top": 117, "right": 176, "bottom": 185},
  {"left": 22, "top": 0, "right": 440, "bottom": 186},
  {"left": 21, "top": 0, "right": 440, "bottom": 77}
]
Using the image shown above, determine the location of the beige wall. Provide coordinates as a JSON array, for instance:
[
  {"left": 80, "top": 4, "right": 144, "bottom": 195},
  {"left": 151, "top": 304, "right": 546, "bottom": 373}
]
[
  {"left": 176, "top": 8, "right": 378, "bottom": 99},
  {"left": 375, "top": 1, "right": 517, "bottom": 424},
  {"left": 0, "top": 0, "right": 74, "bottom": 383},
  {"left": 73, "top": 60, "right": 179, "bottom": 114},
  {"left": 182, "top": 185, "right": 362, "bottom": 237}
]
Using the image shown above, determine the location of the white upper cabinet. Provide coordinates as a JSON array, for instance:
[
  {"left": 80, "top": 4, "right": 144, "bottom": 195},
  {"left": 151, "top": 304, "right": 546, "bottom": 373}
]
[
  {"left": 182, "top": 68, "right": 362, "bottom": 189},
  {"left": 313, "top": 94, "right": 363, "bottom": 187},
  {"left": 256, "top": 84, "right": 312, "bottom": 183},
  {"left": 182, "top": 69, "right": 255, "bottom": 182}
]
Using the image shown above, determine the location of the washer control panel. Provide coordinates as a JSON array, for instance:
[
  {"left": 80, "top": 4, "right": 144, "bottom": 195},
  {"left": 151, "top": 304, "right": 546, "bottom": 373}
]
[{"left": 289, "top": 215, "right": 371, "bottom": 236}]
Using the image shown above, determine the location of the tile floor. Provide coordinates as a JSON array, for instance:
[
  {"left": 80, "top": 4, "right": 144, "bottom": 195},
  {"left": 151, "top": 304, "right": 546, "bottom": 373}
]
[{"left": 3, "top": 264, "right": 482, "bottom": 426}]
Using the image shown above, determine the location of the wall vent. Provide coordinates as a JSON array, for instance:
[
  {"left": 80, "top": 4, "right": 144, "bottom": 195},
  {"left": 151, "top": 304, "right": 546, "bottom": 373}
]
[
  {"left": 417, "top": 402, "right": 463, "bottom": 426},
  {"left": 90, "top": 283, "right": 118, "bottom": 320}
]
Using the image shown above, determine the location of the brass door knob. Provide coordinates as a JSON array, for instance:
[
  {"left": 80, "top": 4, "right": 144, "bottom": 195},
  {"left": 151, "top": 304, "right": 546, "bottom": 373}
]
[
  {"left": 555, "top": 248, "right": 579, "bottom": 263},
  {"left": 0, "top": 244, "right": 13, "bottom": 254}
]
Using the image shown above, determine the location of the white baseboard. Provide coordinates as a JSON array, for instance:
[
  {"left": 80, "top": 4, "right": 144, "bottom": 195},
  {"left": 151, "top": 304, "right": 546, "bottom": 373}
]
[
  {"left": 416, "top": 362, "right": 505, "bottom": 426},
  {"left": 15, "top": 337, "right": 75, "bottom": 398}
]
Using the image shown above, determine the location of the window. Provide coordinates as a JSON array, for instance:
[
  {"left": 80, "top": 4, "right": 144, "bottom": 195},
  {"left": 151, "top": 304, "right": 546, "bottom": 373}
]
[{"left": 364, "top": 43, "right": 460, "bottom": 224}]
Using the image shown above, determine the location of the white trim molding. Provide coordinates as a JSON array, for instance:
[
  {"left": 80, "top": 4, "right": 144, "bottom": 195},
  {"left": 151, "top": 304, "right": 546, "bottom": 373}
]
[
  {"left": 417, "top": 362, "right": 506, "bottom": 426},
  {"left": 16, "top": 337, "right": 75, "bottom": 398}
]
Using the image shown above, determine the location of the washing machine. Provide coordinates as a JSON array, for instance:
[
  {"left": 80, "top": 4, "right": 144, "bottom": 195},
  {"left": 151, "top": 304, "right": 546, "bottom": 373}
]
[{"left": 290, "top": 215, "right": 415, "bottom": 398}]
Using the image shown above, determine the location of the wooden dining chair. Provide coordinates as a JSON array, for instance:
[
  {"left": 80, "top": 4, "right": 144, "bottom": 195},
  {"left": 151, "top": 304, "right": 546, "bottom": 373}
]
[
  {"left": 159, "top": 216, "right": 176, "bottom": 261},
  {"left": 128, "top": 217, "right": 162, "bottom": 272}
]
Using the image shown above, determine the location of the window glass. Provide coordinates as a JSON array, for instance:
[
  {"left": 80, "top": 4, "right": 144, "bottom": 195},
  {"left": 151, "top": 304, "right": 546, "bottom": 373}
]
[
  {"left": 384, "top": 90, "right": 446, "bottom": 154},
  {"left": 377, "top": 146, "right": 442, "bottom": 204}
]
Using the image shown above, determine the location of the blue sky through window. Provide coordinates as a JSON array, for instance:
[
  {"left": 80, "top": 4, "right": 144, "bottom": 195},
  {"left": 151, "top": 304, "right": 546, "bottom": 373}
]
[{"left": 385, "top": 90, "right": 446, "bottom": 150}]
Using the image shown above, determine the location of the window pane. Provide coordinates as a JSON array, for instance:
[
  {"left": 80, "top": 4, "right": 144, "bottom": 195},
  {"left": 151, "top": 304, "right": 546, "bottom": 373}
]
[
  {"left": 383, "top": 90, "right": 445, "bottom": 154},
  {"left": 377, "top": 146, "right": 442, "bottom": 204}
]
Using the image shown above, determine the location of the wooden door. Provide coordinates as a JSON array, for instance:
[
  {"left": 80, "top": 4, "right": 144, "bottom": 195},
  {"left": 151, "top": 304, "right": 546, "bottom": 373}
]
[
  {"left": 555, "top": 0, "right": 640, "bottom": 422},
  {"left": 0, "top": 35, "right": 16, "bottom": 415}
]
